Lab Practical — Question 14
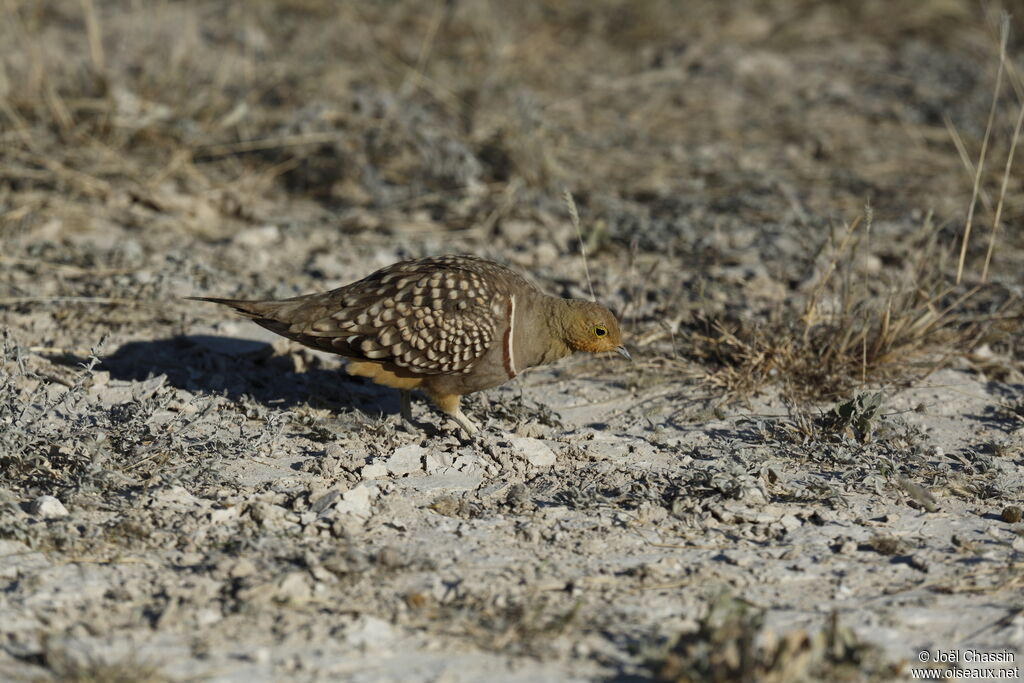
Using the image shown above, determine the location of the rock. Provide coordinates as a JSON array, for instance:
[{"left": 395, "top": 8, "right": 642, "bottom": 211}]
[
  {"left": 779, "top": 514, "right": 802, "bottom": 532},
  {"left": 232, "top": 224, "right": 280, "bottom": 248},
  {"left": 386, "top": 444, "right": 425, "bottom": 476},
  {"left": 229, "top": 558, "right": 257, "bottom": 579},
  {"left": 452, "top": 453, "right": 487, "bottom": 474},
  {"left": 533, "top": 242, "right": 560, "bottom": 267},
  {"left": 91, "top": 384, "right": 135, "bottom": 406},
  {"left": 334, "top": 484, "right": 376, "bottom": 520},
  {"left": 510, "top": 437, "right": 556, "bottom": 468},
  {"left": 209, "top": 506, "right": 239, "bottom": 524},
  {"left": 152, "top": 485, "right": 200, "bottom": 509},
  {"left": 1001, "top": 505, "right": 1022, "bottom": 524},
  {"left": 361, "top": 462, "right": 388, "bottom": 479},
  {"left": 276, "top": 571, "right": 312, "bottom": 603},
  {"left": 0, "top": 540, "right": 50, "bottom": 579},
  {"left": 341, "top": 615, "right": 397, "bottom": 652},
  {"left": 247, "top": 501, "right": 290, "bottom": 528},
  {"left": 397, "top": 471, "right": 484, "bottom": 492},
  {"left": 29, "top": 496, "right": 68, "bottom": 519},
  {"left": 499, "top": 219, "right": 537, "bottom": 243},
  {"left": 91, "top": 376, "right": 165, "bottom": 406},
  {"left": 326, "top": 443, "right": 366, "bottom": 472},
  {"left": 424, "top": 451, "right": 454, "bottom": 474},
  {"left": 309, "top": 489, "right": 341, "bottom": 514},
  {"left": 195, "top": 608, "right": 222, "bottom": 627}
]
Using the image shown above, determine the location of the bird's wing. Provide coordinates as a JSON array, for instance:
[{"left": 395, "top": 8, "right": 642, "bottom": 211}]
[{"left": 286, "top": 259, "right": 512, "bottom": 375}]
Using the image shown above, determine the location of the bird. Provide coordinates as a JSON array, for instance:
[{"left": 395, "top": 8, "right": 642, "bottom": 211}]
[{"left": 188, "top": 254, "right": 629, "bottom": 436}]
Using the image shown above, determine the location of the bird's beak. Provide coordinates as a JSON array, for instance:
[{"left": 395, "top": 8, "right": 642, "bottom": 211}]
[{"left": 615, "top": 345, "right": 632, "bottom": 361}]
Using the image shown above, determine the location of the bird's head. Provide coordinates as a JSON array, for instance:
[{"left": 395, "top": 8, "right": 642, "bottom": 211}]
[{"left": 561, "top": 300, "right": 630, "bottom": 360}]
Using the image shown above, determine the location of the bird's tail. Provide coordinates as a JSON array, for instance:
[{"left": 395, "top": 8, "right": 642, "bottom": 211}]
[
  {"left": 185, "top": 296, "right": 295, "bottom": 335},
  {"left": 185, "top": 296, "right": 272, "bottom": 318}
]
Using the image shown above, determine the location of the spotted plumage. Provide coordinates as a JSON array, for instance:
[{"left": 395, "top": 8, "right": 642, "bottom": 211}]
[{"left": 188, "top": 255, "right": 629, "bottom": 436}]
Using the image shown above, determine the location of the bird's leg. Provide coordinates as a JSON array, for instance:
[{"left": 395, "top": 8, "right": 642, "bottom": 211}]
[
  {"left": 427, "top": 391, "right": 479, "bottom": 438},
  {"left": 395, "top": 389, "right": 419, "bottom": 434},
  {"left": 399, "top": 389, "right": 413, "bottom": 423}
]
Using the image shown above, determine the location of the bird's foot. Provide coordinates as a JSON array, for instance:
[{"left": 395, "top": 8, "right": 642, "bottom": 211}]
[{"left": 448, "top": 408, "right": 480, "bottom": 441}]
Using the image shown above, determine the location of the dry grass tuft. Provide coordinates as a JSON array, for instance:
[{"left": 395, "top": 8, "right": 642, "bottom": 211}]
[
  {"left": 38, "top": 635, "right": 168, "bottom": 683},
  {"left": 689, "top": 198, "right": 1018, "bottom": 404},
  {"left": 691, "top": 219, "right": 965, "bottom": 402},
  {"left": 652, "top": 593, "right": 899, "bottom": 682}
]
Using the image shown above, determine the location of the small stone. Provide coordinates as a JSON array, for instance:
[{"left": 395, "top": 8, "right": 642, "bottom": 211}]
[
  {"left": 229, "top": 558, "right": 257, "bottom": 579},
  {"left": 342, "top": 616, "right": 397, "bottom": 652},
  {"left": 509, "top": 436, "right": 556, "bottom": 468},
  {"left": 276, "top": 571, "right": 312, "bottom": 603},
  {"left": 334, "top": 484, "right": 375, "bottom": 520},
  {"left": 310, "top": 489, "right": 341, "bottom": 514},
  {"left": 375, "top": 546, "right": 404, "bottom": 569},
  {"left": 505, "top": 483, "right": 531, "bottom": 510},
  {"left": 1001, "top": 505, "right": 1022, "bottom": 524},
  {"left": 196, "top": 608, "right": 222, "bottom": 626},
  {"left": 209, "top": 507, "right": 239, "bottom": 524},
  {"left": 386, "top": 444, "right": 425, "bottom": 476},
  {"left": 248, "top": 501, "right": 289, "bottom": 527},
  {"left": 326, "top": 442, "right": 366, "bottom": 472},
  {"left": 361, "top": 462, "right": 388, "bottom": 479},
  {"left": 0, "top": 540, "right": 50, "bottom": 578},
  {"left": 233, "top": 224, "right": 280, "bottom": 248},
  {"left": 424, "top": 451, "right": 454, "bottom": 474},
  {"left": 29, "top": 495, "right": 68, "bottom": 519},
  {"left": 533, "top": 242, "right": 560, "bottom": 266},
  {"left": 779, "top": 514, "right": 802, "bottom": 532},
  {"left": 499, "top": 219, "right": 536, "bottom": 242},
  {"left": 153, "top": 485, "right": 199, "bottom": 508}
]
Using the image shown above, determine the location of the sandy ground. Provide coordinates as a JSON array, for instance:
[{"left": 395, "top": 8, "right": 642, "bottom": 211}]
[{"left": 2, "top": 1, "right": 1024, "bottom": 681}]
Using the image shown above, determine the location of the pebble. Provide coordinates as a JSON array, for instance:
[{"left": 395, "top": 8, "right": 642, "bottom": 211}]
[
  {"left": 326, "top": 442, "right": 367, "bottom": 472},
  {"left": 309, "top": 489, "right": 341, "bottom": 514},
  {"left": 424, "top": 451, "right": 454, "bottom": 474},
  {"left": 386, "top": 444, "right": 425, "bottom": 476},
  {"left": 361, "top": 462, "right": 388, "bottom": 479},
  {"left": 30, "top": 495, "right": 68, "bottom": 519},
  {"left": 209, "top": 507, "right": 239, "bottom": 524},
  {"left": 232, "top": 224, "right": 280, "bottom": 248},
  {"left": 334, "top": 484, "right": 376, "bottom": 520},
  {"left": 229, "top": 558, "right": 257, "bottom": 579},
  {"left": 276, "top": 571, "right": 312, "bottom": 603},
  {"left": 779, "top": 514, "right": 802, "bottom": 532},
  {"left": 342, "top": 616, "right": 397, "bottom": 652},
  {"left": 1001, "top": 505, "right": 1022, "bottom": 524},
  {"left": 510, "top": 436, "right": 556, "bottom": 468}
]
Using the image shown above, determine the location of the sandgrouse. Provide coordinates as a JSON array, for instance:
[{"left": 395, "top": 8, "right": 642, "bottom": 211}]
[{"left": 189, "top": 255, "right": 629, "bottom": 436}]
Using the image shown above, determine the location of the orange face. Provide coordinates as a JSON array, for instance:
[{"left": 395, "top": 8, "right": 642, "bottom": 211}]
[{"left": 565, "top": 301, "right": 630, "bottom": 359}]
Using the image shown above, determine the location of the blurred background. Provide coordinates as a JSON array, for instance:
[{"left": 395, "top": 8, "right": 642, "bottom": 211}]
[{"left": 1, "top": 0, "right": 1022, "bottom": 387}]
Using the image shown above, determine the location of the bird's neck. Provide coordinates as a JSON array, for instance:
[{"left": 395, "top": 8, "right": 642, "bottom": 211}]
[{"left": 512, "top": 294, "right": 574, "bottom": 370}]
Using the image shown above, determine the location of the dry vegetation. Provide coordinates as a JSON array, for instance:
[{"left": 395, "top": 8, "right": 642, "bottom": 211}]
[
  {"left": 2, "top": 1, "right": 1024, "bottom": 681},
  {"left": 2, "top": 0, "right": 1022, "bottom": 394}
]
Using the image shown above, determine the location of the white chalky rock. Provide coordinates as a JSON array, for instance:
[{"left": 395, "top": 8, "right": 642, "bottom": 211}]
[
  {"left": 30, "top": 495, "right": 68, "bottom": 519},
  {"left": 510, "top": 437, "right": 556, "bottom": 468},
  {"left": 334, "top": 484, "right": 376, "bottom": 520},
  {"left": 386, "top": 444, "right": 425, "bottom": 476}
]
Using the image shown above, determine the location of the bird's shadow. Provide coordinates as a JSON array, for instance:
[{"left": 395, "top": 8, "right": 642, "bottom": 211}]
[{"left": 98, "top": 335, "right": 400, "bottom": 419}]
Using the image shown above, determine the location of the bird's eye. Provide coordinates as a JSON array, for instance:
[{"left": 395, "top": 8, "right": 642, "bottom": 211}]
[{"left": 594, "top": 325, "right": 608, "bottom": 337}]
